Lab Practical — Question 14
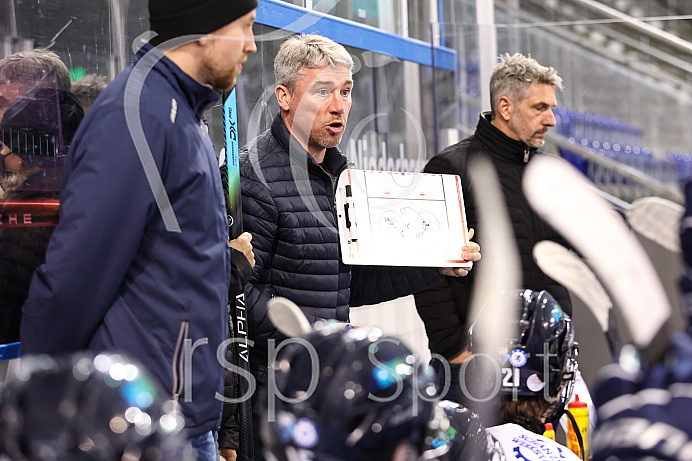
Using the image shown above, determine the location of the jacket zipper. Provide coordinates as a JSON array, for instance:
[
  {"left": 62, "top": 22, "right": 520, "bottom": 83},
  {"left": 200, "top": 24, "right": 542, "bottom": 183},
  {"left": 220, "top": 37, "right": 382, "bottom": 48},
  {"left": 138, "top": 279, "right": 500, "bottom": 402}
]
[
  {"left": 316, "top": 163, "right": 342, "bottom": 208},
  {"left": 524, "top": 148, "right": 530, "bottom": 163},
  {"left": 171, "top": 320, "right": 190, "bottom": 407}
]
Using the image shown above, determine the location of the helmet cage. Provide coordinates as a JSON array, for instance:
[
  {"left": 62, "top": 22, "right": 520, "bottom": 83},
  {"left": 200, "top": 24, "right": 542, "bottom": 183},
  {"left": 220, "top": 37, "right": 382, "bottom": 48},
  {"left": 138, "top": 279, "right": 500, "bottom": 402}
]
[{"left": 469, "top": 290, "right": 579, "bottom": 402}]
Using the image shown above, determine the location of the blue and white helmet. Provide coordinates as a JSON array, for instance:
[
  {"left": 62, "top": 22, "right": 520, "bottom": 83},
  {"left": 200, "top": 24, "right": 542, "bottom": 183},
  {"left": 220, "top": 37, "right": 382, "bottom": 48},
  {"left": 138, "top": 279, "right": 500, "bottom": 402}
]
[{"left": 468, "top": 290, "right": 578, "bottom": 407}]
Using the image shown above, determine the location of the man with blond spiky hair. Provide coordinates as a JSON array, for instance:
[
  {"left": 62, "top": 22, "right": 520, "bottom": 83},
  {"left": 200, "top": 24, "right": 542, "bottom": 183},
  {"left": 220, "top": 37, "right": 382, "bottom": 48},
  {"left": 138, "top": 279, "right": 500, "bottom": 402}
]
[{"left": 414, "top": 53, "right": 571, "bottom": 368}]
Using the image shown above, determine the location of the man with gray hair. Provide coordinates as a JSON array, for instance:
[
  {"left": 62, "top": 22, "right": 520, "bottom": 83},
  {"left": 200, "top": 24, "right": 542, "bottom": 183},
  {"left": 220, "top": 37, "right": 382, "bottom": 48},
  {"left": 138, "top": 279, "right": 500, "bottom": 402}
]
[
  {"left": 0, "top": 49, "right": 71, "bottom": 124},
  {"left": 414, "top": 53, "right": 571, "bottom": 369},
  {"left": 224, "top": 33, "right": 480, "bottom": 457},
  {"left": 0, "top": 49, "right": 72, "bottom": 187}
]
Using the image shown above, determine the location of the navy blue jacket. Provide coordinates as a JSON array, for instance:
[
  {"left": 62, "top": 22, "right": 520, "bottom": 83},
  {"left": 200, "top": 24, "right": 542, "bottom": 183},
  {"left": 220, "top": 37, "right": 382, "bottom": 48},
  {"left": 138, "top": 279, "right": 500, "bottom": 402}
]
[
  {"left": 21, "top": 44, "right": 230, "bottom": 437},
  {"left": 593, "top": 332, "right": 692, "bottom": 460},
  {"left": 240, "top": 114, "right": 443, "bottom": 351}
]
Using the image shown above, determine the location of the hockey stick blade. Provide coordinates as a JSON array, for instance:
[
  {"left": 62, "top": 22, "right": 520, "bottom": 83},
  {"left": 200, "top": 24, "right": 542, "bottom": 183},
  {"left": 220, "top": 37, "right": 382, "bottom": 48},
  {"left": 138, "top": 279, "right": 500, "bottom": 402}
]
[
  {"left": 627, "top": 196, "right": 683, "bottom": 254},
  {"left": 524, "top": 156, "right": 672, "bottom": 366},
  {"left": 533, "top": 240, "right": 618, "bottom": 353},
  {"left": 466, "top": 157, "right": 522, "bottom": 425},
  {"left": 467, "top": 156, "right": 521, "bottom": 346},
  {"left": 533, "top": 241, "right": 611, "bottom": 332},
  {"left": 268, "top": 297, "right": 312, "bottom": 338}
]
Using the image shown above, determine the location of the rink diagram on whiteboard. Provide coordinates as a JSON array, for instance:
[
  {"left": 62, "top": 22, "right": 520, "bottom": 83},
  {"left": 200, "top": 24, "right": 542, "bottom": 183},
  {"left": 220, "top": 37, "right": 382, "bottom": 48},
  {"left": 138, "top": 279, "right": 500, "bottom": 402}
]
[{"left": 336, "top": 170, "right": 471, "bottom": 267}]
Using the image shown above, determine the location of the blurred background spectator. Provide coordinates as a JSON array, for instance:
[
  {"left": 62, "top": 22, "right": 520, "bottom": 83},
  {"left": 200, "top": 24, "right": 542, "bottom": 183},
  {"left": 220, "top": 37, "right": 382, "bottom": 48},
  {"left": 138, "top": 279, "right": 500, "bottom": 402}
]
[
  {"left": 0, "top": 87, "right": 84, "bottom": 344},
  {"left": 71, "top": 74, "right": 108, "bottom": 114}
]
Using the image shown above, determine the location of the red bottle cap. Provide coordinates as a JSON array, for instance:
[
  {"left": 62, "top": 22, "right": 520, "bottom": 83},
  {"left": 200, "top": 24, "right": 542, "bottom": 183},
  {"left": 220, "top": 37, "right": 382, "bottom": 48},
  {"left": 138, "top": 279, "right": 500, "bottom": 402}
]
[{"left": 568, "top": 394, "right": 588, "bottom": 408}]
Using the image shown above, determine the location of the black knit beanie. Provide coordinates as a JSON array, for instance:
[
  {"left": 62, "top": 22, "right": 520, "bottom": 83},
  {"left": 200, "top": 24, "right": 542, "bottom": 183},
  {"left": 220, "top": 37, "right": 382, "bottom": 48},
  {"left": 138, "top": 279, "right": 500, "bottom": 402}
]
[{"left": 148, "top": 0, "right": 258, "bottom": 47}]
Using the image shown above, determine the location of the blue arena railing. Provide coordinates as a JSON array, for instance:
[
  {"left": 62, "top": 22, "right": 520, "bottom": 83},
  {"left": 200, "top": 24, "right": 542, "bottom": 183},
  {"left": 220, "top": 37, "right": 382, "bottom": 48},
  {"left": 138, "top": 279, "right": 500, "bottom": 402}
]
[
  {"left": 0, "top": 342, "right": 20, "bottom": 361},
  {"left": 255, "top": 0, "right": 457, "bottom": 72}
]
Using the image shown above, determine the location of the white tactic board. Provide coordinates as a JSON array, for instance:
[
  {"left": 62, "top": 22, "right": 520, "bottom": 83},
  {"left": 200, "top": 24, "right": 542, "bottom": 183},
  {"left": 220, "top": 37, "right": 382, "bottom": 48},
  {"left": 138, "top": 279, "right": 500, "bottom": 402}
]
[{"left": 336, "top": 169, "right": 471, "bottom": 267}]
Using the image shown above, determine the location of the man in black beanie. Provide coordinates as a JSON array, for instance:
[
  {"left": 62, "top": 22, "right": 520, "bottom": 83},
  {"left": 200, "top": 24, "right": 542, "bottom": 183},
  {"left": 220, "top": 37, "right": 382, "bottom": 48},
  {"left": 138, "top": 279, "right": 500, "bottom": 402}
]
[
  {"left": 20, "top": 2, "right": 257, "bottom": 461},
  {"left": 149, "top": 0, "right": 258, "bottom": 90}
]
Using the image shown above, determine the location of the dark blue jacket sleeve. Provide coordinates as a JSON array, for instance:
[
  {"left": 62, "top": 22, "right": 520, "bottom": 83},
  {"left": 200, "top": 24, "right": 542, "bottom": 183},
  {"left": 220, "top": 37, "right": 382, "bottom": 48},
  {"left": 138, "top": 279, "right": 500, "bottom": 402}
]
[{"left": 20, "top": 113, "right": 163, "bottom": 354}]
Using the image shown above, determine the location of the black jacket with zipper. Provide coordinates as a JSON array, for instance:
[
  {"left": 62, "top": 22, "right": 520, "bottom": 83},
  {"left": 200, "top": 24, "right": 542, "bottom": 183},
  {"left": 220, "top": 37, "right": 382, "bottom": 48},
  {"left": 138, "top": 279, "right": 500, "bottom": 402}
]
[{"left": 414, "top": 113, "right": 572, "bottom": 360}]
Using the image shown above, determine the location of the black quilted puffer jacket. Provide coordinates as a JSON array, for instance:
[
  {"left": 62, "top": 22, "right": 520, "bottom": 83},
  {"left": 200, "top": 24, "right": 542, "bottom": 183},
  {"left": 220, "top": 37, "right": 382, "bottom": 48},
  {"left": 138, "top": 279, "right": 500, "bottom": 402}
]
[{"left": 240, "top": 114, "right": 443, "bottom": 350}]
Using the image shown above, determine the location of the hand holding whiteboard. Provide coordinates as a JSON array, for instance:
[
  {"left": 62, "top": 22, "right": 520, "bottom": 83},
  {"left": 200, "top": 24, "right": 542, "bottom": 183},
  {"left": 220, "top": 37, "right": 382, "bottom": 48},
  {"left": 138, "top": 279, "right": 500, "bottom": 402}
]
[{"left": 336, "top": 169, "right": 471, "bottom": 267}]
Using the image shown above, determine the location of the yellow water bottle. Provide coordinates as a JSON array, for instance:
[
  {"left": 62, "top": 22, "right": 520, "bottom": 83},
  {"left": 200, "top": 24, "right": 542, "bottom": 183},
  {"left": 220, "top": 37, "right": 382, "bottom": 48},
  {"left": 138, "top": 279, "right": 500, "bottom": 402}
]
[
  {"left": 542, "top": 423, "right": 556, "bottom": 441},
  {"left": 567, "top": 394, "right": 590, "bottom": 460}
]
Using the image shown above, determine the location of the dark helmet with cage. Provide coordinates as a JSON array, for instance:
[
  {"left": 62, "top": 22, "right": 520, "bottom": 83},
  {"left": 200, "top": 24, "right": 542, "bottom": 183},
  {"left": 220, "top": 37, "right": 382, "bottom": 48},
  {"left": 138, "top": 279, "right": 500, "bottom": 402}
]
[
  {"left": 260, "top": 323, "right": 439, "bottom": 461},
  {"left": 0, "top": 351, "right": 190, "bottom": 461},
  {"left": 423, "top": 400, "right": 495, "bottom": 461},
  {"left": 467, "top": 289, "right": 578, "bottom": 420}
]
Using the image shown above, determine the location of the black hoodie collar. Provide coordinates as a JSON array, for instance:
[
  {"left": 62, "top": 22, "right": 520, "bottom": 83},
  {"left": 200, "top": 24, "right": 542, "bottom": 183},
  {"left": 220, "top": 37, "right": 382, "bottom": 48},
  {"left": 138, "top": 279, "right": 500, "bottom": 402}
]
[{"left": 474, "top": 112, "right": 537, "bottom": 163}]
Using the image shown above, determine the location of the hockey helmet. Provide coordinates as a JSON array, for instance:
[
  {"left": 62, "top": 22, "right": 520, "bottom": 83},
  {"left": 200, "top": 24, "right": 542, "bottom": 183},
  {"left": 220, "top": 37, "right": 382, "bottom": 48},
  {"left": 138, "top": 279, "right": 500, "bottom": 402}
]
[
  {"left": 0, "top": 352, "right": 189, "bottom": 461},
  {"left": 261, "top": 323, "right": 438, "bottom": 461},
  {"left": 1, "top": 87, "right": 84, "bottom": 160},
  {"left": 468, "top": 289, "right": 578, "bottom": 403},
  {"left": 423, "top": 400, "right": 495, "bottom": 461}
]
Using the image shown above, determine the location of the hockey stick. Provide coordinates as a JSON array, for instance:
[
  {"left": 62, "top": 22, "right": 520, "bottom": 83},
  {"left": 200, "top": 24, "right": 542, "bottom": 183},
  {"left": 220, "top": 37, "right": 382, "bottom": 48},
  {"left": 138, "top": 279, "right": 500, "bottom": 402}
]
[
  {"left": 626, "top": 196, "right": 683, "bottom": 254},
  {"left": 267, "top": 297, "right": 312, "bottom": 338},
  {"left": 532, "top": 241, "right": 603, "bottom": 439},
  {"left": 222, "top": 88, "right": 243, "bottom": 241},
  {"left": 221, "top": 88, "right": 253, "bottom": 461},
  {"left": 524, "top": 156, "right": 672, "bottom": 367},
  {"left": 465, "top": 156, "right": 522, "bottom": 425},
  {"left": 466, "top": 156, "right": 521, "bottom": 340},
  {"left": 532, "top": 241, "right": 618, "bottom": 353}
]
